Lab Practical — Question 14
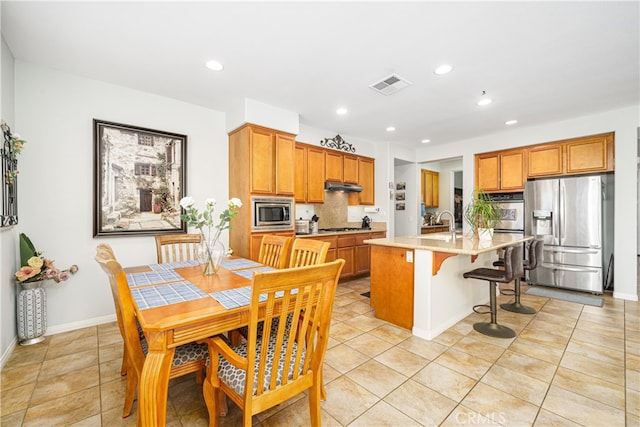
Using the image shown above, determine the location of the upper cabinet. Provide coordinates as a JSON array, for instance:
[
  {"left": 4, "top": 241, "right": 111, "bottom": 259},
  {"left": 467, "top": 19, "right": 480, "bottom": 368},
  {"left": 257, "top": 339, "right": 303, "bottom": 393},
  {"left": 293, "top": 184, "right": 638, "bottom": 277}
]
[
  {"left": 528, "top": 132, "right": 614, "bottom": 178},
  {"left": 476, "top": 132, "right": 614, "bottom": 192},
  {"left": 229, "top": 124, "right": 295, "bottom": 197},
  {"left": 343, "top": 154, "right": 359, "bottom": 184},
  {"left": 349, "top": 156, "right": 375, "bottom": 205},
  {"left": 294, "top": 142, "right": 325, "bottom": 203},
  {"left": 476, "top": 148, "right": 526, "bottom": 193},
  {"left": 421, "top": 169, "right": 439, "bottom": 207},
  {"left": 325, "top": 151, "right": 343, "bottom": 182}
]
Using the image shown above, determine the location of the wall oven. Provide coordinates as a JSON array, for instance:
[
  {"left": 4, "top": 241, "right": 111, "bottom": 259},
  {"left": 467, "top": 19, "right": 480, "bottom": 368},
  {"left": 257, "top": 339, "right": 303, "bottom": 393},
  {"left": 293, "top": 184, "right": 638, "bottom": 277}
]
[
  {"left": 251, "top": 196, "right": 294, "bottom": 232},
  {"left": 492, "top": 193, "right": 524, "bottom": 235}
]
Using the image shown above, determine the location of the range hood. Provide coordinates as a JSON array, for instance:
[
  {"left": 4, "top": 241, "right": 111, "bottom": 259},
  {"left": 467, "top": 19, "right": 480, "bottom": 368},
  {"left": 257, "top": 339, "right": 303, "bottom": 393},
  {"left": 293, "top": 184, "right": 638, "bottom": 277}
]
[{"left": 324, "top": 182, "right": 363, "bottom": 193}]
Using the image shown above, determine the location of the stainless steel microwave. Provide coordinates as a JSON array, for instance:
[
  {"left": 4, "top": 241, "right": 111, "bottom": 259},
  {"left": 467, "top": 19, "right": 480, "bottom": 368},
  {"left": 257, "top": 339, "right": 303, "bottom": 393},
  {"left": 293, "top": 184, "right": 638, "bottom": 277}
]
[{"left": 251, "top": 196, "right": 294, "bottom": 231}]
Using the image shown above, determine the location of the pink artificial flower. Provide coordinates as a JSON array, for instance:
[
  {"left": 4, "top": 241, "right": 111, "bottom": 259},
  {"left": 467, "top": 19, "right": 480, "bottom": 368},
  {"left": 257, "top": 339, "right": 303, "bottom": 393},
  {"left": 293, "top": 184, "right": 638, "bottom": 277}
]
[{"left": 56, "top": 271, "right": 71, "bottom": 282}]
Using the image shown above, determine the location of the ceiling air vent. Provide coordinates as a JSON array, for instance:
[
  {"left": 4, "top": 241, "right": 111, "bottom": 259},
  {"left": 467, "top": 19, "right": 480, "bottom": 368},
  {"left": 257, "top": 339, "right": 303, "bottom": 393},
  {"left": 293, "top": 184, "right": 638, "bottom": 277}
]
[{"left": 369, "top": 74, "right": 412, "bottom": 96}]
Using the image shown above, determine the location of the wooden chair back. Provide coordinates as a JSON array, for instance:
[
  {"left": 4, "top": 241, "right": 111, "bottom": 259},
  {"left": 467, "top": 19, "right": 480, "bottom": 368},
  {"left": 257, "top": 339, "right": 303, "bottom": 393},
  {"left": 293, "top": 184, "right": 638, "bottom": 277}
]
[
  {"left": 202, "top": 259, "right": 345, "bottom": 426},
  {"left": 155, "top": 234, "right": 202, "bottom": 263},
  {"left": 257, "top": 234, "right": 292, "bottom": 269},
  {"left": 288, "top": 238, "right": 330, "bottom": 267}
]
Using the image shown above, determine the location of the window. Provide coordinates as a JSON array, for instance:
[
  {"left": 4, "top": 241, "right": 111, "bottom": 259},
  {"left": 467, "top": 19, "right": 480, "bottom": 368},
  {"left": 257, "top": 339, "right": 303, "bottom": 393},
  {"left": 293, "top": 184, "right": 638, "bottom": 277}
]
[
  {"left": 134, "top": 163, "right": 157, "bottom": 176},
  {"left": 138, "top": 134, "right": 154, "bottom": 146}
]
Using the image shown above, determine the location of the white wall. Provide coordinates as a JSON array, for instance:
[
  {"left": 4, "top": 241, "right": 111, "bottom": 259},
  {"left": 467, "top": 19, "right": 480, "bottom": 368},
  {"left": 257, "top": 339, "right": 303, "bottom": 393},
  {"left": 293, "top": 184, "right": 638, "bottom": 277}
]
[
  {"left": 393, "top": 162, "right": 416, "bottom": 237},
  {"left": 1, "top": 35, "right": 18, "bottom": 365},
  {"left": 414, "top": 105, "right": 639, "bottom": 301},
  {"left": 12, "top": 61, "right": 228, "bottom": 337}
]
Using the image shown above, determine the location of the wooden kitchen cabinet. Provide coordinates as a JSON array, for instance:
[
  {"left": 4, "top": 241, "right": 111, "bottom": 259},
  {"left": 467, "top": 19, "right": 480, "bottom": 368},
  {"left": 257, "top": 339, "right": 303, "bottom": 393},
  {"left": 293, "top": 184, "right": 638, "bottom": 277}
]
[
  {"left": 343, "top": 155, "right": 359, "bottom": 184},
  {"left": 325, "top": 151, "right": 343, "bottom": 182},
  {"left": 421, "top": 226, "right": 449, "bottom": 234},
  {"left": 229, "top": 124, "right": 295, "bottom": 196},
  {"left": 294, "top": 142, "right": 325, "bottom": 203},
  {"left": 348, "top": 156, "right": 375, "bottom": 206},
  {"left": 527, "top": 132, "right": 614, "bottom": 178},
  {"left": 370, "top": 245, "right": 414, "bottom": 330},
  {"left": 475, "top": 148, "right": 526, "bottom": 193},
  {"left": 421, "top": 169, "right": 439, "bottom": 207},
  {"left": 565, "top": 133, "right": 614, "bottom": 174},
  {"left": 337, "top": 235, "right": 356, "bottom": 278}
]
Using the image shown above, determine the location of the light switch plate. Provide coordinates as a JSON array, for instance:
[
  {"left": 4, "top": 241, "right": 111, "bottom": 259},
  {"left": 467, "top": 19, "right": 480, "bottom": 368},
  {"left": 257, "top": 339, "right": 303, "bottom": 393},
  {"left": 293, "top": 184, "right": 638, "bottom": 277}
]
[{"left": 406, "top": 251, "right": 413, "bottom": 263}]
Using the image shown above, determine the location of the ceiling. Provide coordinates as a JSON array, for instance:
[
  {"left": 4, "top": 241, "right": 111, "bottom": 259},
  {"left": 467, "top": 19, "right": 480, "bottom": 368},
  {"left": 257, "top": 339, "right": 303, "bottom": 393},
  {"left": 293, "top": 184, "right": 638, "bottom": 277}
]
[{"left": 2, "top": 1, "right": 638, "bottom": 149}]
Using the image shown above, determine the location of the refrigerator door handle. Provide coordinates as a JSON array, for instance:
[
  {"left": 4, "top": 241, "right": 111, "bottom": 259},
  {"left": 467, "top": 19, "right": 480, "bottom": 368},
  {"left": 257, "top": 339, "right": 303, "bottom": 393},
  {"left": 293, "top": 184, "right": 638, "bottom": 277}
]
[
  {"left": 559, "top": 181, "right": 566, "bottom": 245},
  {"left": 542, "top": 264, "right": 600, "bottom": 274},
  {"left": 542, "top": 247, "right": 600, "bottom": 255}
]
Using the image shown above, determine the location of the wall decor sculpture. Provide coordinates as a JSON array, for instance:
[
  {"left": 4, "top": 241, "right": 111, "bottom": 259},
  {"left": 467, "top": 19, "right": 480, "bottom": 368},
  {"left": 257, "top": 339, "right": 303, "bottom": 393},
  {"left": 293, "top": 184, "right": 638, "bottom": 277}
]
[
  {"left": 93, "top": 119, "right": 187, "bottom": 237},
  {"left": 1, "top": 122, "right": 23, "bottom": 227}
]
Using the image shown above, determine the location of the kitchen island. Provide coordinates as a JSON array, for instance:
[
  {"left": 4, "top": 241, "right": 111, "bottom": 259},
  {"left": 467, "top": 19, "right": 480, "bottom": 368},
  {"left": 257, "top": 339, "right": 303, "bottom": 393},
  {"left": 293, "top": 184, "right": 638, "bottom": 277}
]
[{"left": 364, "top": 232, "right": 533, "bottom": 340}]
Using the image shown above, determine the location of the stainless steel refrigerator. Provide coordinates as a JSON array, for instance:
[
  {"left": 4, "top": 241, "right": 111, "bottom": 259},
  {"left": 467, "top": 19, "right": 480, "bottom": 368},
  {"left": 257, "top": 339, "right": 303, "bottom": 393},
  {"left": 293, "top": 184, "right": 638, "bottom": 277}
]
[{"left": 524, "top": 174, "right": 614, "bottom": 294}]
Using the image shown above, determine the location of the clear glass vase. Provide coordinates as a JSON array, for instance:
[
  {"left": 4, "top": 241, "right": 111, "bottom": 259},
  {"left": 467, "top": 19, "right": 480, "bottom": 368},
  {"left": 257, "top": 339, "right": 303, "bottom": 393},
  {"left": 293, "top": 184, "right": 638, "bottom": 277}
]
[{"left": 197, "top": 239, "right": 225, "bottom": 275}]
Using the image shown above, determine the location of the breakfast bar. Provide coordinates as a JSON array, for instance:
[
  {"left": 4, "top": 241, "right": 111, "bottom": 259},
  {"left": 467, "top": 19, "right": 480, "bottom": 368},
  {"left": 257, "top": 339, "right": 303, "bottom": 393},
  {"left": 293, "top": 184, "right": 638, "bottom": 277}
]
[{"left": 364, "top": 232, "right": 533, "bottom": 340}]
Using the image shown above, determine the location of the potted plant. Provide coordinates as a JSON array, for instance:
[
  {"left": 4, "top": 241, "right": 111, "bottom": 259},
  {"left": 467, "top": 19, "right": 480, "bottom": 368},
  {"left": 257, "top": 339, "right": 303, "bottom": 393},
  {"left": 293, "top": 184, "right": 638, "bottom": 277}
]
[{"left": 463, "top": 190, "right": 503, "bottom": 240}]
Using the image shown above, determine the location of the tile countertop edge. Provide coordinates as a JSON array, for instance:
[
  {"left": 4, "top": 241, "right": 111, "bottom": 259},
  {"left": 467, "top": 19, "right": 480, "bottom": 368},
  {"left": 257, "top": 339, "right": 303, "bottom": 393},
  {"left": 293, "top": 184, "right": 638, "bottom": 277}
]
[{"left": 363, "top": 234, "right": 533, "bottom": 256}]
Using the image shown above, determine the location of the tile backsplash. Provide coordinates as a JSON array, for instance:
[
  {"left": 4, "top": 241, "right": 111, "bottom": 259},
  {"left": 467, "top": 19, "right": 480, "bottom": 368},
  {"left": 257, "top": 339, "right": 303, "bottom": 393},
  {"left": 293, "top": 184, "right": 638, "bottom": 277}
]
[{"left": 313, "top": 191, "right": 348, "bottom": 228}]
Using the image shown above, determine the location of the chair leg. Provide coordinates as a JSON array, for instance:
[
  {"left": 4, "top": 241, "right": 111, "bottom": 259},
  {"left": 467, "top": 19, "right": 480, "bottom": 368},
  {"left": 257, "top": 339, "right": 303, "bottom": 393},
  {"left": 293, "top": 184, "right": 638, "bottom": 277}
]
[
  {"left": 473, "top": 281, "right": 516, "bottom": 339},
  {"left": 120, "top": 345, "right": 128, "bottom": 376},
  {"left": 309, "top": 375, "right": 322, "bottom": 427},
  {"left": 122, "top": 367, "right": 136, "bottom": 418},
  {"left": 500, "top": 278, "right": 536, "bottom": 314}
]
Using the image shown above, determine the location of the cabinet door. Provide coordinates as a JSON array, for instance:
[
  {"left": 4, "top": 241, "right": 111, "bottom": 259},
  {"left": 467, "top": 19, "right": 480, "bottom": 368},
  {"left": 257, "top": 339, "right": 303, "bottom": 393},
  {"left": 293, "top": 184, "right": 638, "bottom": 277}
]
[
  {"left": 565, "top": 133, "right": 612, "bottom": 174},
  {"left": 325, "top": 151, "right": 343, "bottom": 182},
  {"left": 249, "top": 127, "right": 275, "bottom": 194},
  {"left": 370, "top": 245, "right": 414, "bottom": 329},
  {"left": 431, "top": 171, "right": 439, "bottom": 207},
  {"left": 294, "top": 144, "right": 307, "bottom": 202},
  {"left": 307, "top": 147, "right": 325, "bottom": 203},
  {"left": 528, "top": 144, "right": 563, "bottom": 177},
  {"left": 275, "top": 133, "right": 295, "bottom": 196},
  {"left": 349, "top": 157, "right": 375, "bottom": 205},
  {"left": 337, "top": 247, "right": 355, "bottom": 278},
  {"left": 476, "top": 154, "right": 500, "bottom": 192},
  {"left": 421, "top": 170, "right": 439, "bottom": 208},
  {"left": 500, "top": 149, "right": 525, "bottom": 191},
  {"left": 343, "top": 155, "right": 359, "bottom": 184}
]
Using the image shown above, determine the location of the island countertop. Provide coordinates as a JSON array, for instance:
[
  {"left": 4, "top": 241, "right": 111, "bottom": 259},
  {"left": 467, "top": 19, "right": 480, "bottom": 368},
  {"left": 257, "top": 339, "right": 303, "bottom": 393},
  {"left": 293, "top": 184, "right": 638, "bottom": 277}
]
[{"left": 364, "top": 232, "right": 533, "bottom": 256}]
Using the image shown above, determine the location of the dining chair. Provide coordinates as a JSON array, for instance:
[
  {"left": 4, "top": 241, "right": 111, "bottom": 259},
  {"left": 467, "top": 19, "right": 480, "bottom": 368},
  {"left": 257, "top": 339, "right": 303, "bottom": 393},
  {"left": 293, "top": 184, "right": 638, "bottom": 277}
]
[
  {"left": 155, "top": 233, "right": 202, "bottom": 263},
  {"left": 96, "top": 243, "right": 132, "bottom": 377},
  {"left": 95, "top": 248, "right": 208, "bottom": 418},
  {"left": 257, "top": 234, "right": 292, "bottom": 269},
  {"left": 202, "top": 259, "right": 345, "bottom": 427},
  {"left": 288, "top": 238, "right": 331, "bottom": 267}
]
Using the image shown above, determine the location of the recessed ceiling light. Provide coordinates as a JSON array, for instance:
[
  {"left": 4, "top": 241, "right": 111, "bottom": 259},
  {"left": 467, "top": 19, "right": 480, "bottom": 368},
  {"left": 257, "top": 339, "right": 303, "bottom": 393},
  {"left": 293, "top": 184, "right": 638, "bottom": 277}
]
[
  {"left": 421, "top": 139, "right": 431, "bottom": 144},
  {"left": 205, "top": 60, "right": 224, "bottom": 71},
  {"left": 477, "top": 90, "right": 492, "bottom": 106},
  {"left": 434, "top": 64, "right": 453, "bottom": 75},
  {"left": 336, "top": 107, "right": 348, "bottom": 115},
  {"left": 505, "top": 120, "right": 518, "bottom": 125},
  {"left": 386, "top": 126, "right": 396, "bottom": 132}
]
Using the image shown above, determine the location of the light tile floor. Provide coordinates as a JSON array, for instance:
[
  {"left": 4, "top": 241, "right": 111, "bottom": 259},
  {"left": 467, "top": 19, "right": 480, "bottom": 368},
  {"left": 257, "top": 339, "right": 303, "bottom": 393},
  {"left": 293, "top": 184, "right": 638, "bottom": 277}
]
[{"left": 1, "top": 275, "right": 639, "bottom": 426}]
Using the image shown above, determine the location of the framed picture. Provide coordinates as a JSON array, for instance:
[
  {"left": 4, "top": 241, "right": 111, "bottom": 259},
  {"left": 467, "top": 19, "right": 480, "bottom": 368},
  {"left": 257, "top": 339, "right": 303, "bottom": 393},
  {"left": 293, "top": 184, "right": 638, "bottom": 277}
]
[
  {"left": 395, "top": 192, "right": 405, "bottom": 201},
  {"left": 396, "top": 202, "right": 405, "bottom": 210},
  {"left": 396, "top": 182, "right": 406, "bottom": 191},
  {"left": 93, "top": 119, "right": 187, "bottom": 237}
]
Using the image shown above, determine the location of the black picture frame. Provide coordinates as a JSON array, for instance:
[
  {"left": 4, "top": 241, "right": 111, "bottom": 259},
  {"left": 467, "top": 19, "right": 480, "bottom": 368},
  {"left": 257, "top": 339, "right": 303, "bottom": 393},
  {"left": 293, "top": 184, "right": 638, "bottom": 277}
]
[
  {"left": 1, "top": 123, "right": 19, "bottom": 227},
  {"left": 93, "top": 119, "right": 187, "bottom": 237}
]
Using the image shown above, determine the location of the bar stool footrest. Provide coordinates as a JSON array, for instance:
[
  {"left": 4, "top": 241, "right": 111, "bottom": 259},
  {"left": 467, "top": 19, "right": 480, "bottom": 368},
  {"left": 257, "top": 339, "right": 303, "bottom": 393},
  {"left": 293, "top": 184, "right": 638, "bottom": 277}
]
[
  {"left": 500, "top": 288, "right": 516, "bottom": 296},
  {"left": 472, "top": 304, "right": 491, "bottom": 315}
]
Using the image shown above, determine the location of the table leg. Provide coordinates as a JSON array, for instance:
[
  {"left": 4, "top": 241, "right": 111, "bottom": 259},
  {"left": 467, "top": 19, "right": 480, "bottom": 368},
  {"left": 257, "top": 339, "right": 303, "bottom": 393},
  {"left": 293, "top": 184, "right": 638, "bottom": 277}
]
[{"left": 138, "top": 340, "right": 175, "bottom": 426}]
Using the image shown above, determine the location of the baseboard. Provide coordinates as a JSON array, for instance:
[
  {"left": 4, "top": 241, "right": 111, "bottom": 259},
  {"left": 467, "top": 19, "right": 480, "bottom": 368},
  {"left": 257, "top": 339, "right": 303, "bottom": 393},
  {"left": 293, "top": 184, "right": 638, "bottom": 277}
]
[
  {"left": 612, "top": 290, "right": 639, "bottom": 301},
  {"left": 0, "top": 338, "right": 18, "bottom": 371},
  {"left": 44, "top": 314, "right": 117, "bottom": 336}
]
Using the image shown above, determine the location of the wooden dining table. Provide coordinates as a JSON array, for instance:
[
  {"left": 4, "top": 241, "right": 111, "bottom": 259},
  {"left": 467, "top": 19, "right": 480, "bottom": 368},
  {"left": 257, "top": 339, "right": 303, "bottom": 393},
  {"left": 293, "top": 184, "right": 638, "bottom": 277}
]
[{"left": 124, "top": 257, "right": 271, "bottom": 427}]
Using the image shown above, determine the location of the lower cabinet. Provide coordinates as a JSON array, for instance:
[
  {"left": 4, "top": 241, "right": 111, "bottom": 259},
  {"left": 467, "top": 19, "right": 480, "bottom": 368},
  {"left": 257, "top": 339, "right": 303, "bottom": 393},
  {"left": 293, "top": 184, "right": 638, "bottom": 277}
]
[
  {"left": 421, "top": 226, "right": 449, "bottom": 234},
  {"left": 370, "top": 245, "right": 414, "bottom": 330},
  {"left": 302, "top": 231, "right": 386, "bottom": 280}
]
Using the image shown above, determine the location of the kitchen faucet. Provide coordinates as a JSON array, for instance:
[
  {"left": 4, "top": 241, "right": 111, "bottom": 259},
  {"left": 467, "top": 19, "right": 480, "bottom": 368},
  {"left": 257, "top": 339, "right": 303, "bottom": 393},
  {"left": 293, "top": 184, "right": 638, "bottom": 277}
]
[{"left": 436, "top": 210, "right": 457, "bottom": 241}]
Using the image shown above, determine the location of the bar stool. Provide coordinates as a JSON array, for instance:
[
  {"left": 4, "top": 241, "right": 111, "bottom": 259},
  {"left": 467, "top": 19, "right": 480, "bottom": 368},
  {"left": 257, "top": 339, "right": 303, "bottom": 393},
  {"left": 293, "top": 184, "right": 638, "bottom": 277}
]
[
  {"left": 463, "top": 244, "right": 523, "bottom": 339},
  {"left": 494, "top": 239, "right": 542, "bottom": 315}
]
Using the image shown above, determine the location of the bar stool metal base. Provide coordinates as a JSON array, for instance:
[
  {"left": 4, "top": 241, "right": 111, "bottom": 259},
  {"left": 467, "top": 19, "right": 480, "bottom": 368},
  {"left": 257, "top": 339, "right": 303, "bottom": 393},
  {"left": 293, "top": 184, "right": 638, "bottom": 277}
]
[
  {"left": 473, "top": 322, "right": 516, "bottom": 339},
  {"left": 500, "top": 302, "right": 536, "bottom": 315}
]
